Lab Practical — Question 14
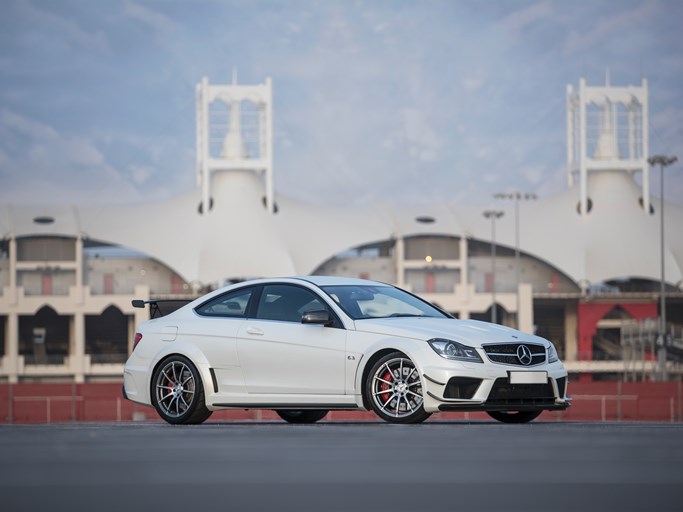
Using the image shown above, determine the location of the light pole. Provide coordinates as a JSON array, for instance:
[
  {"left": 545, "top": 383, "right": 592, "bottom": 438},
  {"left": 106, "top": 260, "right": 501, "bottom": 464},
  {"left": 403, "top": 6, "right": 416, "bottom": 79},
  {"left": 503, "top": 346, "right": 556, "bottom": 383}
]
[
  {"left": 483, "top": 210, "right": 504, "bottom": 324},
  {"left": 647, "top": 154, "right": 678, "bottom": 376},
  {"left": 494, "top": 192, "right": 537, "bottom": 328}
]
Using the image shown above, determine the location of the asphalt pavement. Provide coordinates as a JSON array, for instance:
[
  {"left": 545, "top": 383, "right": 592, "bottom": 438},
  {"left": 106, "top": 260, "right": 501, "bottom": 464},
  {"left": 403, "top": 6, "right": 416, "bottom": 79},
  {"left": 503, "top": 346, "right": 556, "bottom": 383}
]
[{"left": 1, "top": 420, "right": 682, "bottom": 512}]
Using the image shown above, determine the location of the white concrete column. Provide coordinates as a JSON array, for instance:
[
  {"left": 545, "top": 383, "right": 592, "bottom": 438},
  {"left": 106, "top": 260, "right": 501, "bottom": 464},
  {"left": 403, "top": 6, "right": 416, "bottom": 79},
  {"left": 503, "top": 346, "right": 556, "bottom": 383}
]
[
  {"left": 75, "top": 236, "right": 84, "bottom": 305},
  {"left": 564, "top": 302, "right": 578, "bottom": 361},
  {"left": 395, "top": 235, "right": 405, "bottom": 288},
  {"left": 459, "top": 236, "right": 468, "bottom": 287},
  {"left": 70, "top": 312, "right": 85, "bottom": 383},
  {"left": 5, "top": 313, "right": 19, "bottom": 383},
  {"left": 8, "top": 236, "right": 17, "bottom": 305},
  {"left": 127, "top": 315, "right": 136, "bottom": 355}
]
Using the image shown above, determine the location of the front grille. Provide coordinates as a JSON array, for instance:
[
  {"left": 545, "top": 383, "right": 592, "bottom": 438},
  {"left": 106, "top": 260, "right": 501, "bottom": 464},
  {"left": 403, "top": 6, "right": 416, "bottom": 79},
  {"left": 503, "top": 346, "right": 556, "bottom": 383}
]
[
  {"left": 444, "top": 377, "right": 482, "bottom": 399},
  {"left": 486, "top": 378, "right": 555, "bottom": 406},
  {"left": 483, "top": 343, "right": 546, "bottom": 366}
]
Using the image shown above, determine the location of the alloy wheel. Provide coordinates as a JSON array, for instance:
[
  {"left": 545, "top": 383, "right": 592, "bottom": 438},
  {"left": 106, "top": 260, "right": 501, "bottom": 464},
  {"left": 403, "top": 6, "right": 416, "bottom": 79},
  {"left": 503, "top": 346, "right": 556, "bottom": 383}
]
[
  {"left": 155, "top": 360, "right": 196, "bottom": 418},
  {"left": 370, "top": 356, "right": 424, "bottom": 419}
]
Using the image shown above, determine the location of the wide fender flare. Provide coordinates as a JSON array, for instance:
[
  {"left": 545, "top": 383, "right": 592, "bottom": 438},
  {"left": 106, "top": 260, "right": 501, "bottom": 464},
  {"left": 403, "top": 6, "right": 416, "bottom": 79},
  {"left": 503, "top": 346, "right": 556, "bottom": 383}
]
[
  {"left": 354, "top": 337, "right": 430, "bottom": 393},
  {"left": 149, "top": 342, "right": 213, "bottom": 397}
]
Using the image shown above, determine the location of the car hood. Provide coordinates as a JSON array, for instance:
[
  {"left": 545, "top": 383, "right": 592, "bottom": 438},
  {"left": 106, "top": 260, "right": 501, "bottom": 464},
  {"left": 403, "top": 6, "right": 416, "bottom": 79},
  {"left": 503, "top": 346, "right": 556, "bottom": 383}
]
[{"left": 354, "top": 317, "right": 549, "bottom": 348}]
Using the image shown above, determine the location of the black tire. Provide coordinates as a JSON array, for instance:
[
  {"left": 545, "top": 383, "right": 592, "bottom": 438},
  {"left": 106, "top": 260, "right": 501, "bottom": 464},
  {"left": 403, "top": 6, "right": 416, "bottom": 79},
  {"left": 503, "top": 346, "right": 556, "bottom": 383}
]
[
  {"left": 151, "top": 355, "right": 212, "bottom": 425},
  {"left": 364, "top": 351, "right": 431, "bottom": 424},
  {"left": 275, "top": 410, "right": 328, "bottom": 424},
  {"left": 486, "top": 410, "right": 542, "bottom": 424}
]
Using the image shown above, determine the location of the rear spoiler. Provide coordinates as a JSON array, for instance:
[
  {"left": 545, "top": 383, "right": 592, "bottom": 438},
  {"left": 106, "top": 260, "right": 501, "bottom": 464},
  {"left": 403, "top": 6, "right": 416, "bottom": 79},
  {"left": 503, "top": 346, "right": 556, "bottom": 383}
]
[{"left": 132, "top": 299, "right": 193, "bottom": 319}]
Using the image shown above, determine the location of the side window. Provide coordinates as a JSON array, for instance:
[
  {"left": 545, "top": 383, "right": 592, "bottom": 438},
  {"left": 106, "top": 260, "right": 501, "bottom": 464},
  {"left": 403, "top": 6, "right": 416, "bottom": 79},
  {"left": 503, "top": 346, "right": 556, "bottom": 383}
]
[
  {"left": 195, "top": 287, "right": 253, "bottom": 318},
  {"left": 256, "top": 284, "right": 327, "bottom": 323}
]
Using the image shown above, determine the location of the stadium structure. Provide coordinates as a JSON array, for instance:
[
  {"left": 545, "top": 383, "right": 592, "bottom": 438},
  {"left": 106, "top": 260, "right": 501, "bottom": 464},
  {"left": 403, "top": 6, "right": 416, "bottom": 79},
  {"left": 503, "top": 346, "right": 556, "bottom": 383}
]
[{"left": 1, "top": 74, "right": 682, "bottom": 385}]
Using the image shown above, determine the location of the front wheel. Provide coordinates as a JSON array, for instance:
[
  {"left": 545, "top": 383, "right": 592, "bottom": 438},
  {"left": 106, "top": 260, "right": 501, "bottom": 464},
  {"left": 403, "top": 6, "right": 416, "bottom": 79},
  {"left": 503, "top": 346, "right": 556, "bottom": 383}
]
[
  {"left": 487, "top": 410, "right": 542, "bottom": 424},
  {"left": 365, "top": 352, "right": 431, "bottom": 424},
  {"left": 275, "top": 410, "right": 328, "bottom": 424},
  {"left": 151, "top": 355, "right": 212, "bottom": 425}
]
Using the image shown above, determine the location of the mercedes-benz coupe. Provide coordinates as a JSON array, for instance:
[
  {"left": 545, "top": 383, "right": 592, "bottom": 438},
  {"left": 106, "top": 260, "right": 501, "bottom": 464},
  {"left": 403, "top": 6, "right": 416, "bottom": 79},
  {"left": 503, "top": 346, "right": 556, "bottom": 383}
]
[{"left": 123, "top": 276, "right": 570, "bottom": 424}]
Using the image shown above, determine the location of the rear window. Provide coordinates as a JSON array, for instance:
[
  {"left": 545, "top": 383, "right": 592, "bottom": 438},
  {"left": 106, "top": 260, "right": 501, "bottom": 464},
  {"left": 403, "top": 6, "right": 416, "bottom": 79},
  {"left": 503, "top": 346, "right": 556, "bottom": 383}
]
[{"left": 195, "top": 287, "right": 253, "bottom": 317}]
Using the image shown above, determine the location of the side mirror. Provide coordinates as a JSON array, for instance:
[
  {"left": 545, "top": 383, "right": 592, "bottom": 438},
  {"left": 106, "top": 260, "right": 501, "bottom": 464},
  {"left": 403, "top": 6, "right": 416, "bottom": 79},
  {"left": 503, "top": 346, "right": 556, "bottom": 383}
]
[{"left": 301, "top": 310, "right": 332, "bottom": 326}]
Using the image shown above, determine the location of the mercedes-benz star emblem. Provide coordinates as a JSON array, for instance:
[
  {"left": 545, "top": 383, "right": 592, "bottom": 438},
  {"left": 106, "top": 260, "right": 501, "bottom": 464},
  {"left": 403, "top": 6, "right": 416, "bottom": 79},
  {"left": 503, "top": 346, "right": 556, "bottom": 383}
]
[{"left": 516, "top": 345, "right": 533, "bottom": 366}]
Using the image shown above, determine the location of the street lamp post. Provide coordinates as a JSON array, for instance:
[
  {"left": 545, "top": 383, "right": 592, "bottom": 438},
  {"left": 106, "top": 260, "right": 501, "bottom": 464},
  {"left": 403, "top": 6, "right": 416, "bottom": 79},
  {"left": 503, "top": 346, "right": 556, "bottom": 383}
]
[
  {"left": 647, "top": 154, "right": 678, "bottom": 376},
  {"left": 483, "top": 210, "right": 504, "bottom": 324},
  {"left": 494, "top": 192, "right": 537, "bottom": 329}
]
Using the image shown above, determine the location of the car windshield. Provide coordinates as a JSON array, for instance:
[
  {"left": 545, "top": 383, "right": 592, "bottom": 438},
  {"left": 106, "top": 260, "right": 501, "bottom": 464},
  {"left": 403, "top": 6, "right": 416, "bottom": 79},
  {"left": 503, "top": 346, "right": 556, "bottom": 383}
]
[{"left": 321, "top": 285, "right": 449, "bottom": 320}]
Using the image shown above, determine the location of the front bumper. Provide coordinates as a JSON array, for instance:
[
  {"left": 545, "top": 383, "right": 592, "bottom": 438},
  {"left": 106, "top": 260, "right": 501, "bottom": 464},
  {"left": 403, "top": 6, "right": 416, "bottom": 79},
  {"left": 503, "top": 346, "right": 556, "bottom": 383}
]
[
  {"left": 420, "top": 357, "right": 570, "bottom": 414},
  {"left": 437, "top": 402, "right": 570, "bottom": 412}
]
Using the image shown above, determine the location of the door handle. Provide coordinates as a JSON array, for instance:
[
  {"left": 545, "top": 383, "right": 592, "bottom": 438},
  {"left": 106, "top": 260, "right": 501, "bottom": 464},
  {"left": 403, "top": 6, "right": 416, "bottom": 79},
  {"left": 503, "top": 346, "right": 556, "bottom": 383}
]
[{"left": 246, "top": 327, "right": 264, "bottom": 336}]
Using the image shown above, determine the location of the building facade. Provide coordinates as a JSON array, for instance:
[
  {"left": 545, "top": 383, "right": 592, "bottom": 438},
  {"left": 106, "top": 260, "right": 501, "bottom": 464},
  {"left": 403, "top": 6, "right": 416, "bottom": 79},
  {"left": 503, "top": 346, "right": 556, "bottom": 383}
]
[{"left": 1, "top": 74, "right": 682, "bottom": 383}]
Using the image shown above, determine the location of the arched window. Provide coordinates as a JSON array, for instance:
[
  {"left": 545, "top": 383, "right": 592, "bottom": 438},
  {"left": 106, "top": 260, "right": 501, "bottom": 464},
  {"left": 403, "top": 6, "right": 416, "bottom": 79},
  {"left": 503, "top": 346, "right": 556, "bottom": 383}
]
[
  {"left": 86, "top": 306, "right": 129, "bottom": 364},
  {"left": 19, "top": 306, "right": 69, "bottom": 365}
]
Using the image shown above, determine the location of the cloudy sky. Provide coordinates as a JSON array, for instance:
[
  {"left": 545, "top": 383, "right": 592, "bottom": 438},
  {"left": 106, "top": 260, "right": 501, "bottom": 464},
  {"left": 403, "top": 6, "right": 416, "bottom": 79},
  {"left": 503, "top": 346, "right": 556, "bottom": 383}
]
[{"left": 1, "top": 0, "right": 682, "bottom": 208}]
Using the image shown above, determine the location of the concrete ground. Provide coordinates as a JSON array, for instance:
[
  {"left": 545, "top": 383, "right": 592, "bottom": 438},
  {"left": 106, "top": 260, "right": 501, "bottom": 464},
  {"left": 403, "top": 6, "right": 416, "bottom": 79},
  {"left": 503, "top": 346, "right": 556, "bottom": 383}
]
[{"left": 1, "top": 420, "right": 681, "bottom": 512}]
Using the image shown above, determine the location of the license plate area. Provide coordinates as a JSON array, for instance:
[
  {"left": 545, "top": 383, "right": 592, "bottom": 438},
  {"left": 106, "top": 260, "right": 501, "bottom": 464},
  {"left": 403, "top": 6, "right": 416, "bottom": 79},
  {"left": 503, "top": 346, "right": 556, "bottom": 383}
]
[{"left": 508, "top": 371, "right": 548, "bottom": 384}]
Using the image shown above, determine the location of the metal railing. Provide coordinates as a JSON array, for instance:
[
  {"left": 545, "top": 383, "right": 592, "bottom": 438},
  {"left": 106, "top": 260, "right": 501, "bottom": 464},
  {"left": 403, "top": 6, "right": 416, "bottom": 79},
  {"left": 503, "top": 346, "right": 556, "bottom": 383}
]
[
  {"left": 7, "top": 395, "right": 135, "bottom": 424},
  {"left": 22, "top": 355, "right": 67, "bottom": 365},
  {"left": 3, "top": 391, "right": 681, "bottom": 423},
  {"left": 89, "top": 353, "right": 128, "bottom": 364},
  {"left": 11, "top": 396, "right": 84, "bottom": 424}
]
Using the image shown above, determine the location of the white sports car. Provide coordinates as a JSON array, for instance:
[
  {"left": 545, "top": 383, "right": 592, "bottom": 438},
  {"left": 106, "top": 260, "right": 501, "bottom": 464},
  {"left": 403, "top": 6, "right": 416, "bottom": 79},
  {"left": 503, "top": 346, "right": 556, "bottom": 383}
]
[{"left": 123, "top": 276, "right": 570, "bottom": 424}]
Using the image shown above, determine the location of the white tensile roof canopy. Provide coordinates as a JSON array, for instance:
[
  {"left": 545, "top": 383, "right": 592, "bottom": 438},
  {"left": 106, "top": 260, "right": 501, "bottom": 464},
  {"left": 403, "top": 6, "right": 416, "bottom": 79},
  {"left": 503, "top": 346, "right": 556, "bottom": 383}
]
[{"left": 1, "top": 74, "right": 681, "bottom": 290}]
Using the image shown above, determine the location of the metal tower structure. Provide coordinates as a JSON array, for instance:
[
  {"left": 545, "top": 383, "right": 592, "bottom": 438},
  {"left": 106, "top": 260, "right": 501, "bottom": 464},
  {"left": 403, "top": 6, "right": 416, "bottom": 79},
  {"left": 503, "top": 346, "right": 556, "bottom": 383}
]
[
  {"left": 196, "top": 73, "right": 274, "bottom": 214},
  {"left": 566, "top": 73, "right": 649, "bottom": 215}
]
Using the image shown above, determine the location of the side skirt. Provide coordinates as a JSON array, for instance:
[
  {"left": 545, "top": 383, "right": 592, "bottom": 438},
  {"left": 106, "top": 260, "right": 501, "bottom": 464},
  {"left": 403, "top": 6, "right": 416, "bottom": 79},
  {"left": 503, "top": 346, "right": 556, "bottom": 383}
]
[{"left": 213, "top": 403, "right": 361, "bottom": 410}]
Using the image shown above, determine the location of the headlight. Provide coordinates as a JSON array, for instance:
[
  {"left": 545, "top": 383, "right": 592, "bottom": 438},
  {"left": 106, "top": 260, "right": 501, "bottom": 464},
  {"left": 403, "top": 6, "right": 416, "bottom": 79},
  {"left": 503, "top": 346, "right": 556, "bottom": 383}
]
[
  {"left": 547, "top": 343, "right": 559, "bottom": 363},
  {"left": 428, "top": 338, "right": 483, "bottom": 363}
]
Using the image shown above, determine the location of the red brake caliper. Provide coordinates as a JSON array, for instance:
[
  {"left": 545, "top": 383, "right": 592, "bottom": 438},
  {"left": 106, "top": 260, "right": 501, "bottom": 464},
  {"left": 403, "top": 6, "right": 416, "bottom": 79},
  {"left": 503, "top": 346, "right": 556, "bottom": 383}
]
[
  {"left": 165, "top": 373, "right": 174, "bottom": 402},
  {"left": 380, "top": 370, "right": 393, "bottom": 404}
]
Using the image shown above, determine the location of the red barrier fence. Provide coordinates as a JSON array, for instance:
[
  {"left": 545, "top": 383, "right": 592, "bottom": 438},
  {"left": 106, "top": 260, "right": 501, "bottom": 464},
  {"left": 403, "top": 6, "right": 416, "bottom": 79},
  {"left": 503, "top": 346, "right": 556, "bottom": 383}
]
[
  {"left": 555, "top": 380, "right": 683, "bottom": 422},
  {"left": 1, "top": 380, "right": 681, "bottom": 424}
]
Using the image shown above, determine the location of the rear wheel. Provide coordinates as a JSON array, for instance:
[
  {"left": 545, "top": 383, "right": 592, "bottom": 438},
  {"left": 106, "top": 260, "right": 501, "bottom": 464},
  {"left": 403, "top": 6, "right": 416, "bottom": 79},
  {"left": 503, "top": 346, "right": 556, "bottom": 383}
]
[
  {"left": 151, "top": 355, "right": 212, "bottom": 425},
  {"left": 275, "top": 410, "right": 328, "bottom": 424},
  {"left": 365, "top": 352, "right": 431, "bottom": 424},
  {"left": 487, "top": 410, "right": 542, "bottom": 424}
]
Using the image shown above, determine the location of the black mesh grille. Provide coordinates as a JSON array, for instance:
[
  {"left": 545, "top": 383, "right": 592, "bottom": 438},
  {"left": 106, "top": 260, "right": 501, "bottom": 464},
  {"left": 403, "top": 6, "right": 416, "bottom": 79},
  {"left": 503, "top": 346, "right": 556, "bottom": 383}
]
[
  {"left": 483, "top": 343, "right": 546, "bottom": 366},
  {"left": 486, "top": 378, "right": 555, "bottom": 406},
  {"left": 444, "top": 377, "right": 482, "bottom": 399}
]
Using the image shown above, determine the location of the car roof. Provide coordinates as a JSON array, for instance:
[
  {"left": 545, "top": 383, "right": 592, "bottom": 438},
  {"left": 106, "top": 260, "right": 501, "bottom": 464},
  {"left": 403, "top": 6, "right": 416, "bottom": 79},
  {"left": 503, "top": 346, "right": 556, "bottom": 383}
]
[
  {"left": 294, "top": 275, "right": 391, "bottom": 287},
  {"left": 190, "top": 276, "right": 392, "bottom": 309}
]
